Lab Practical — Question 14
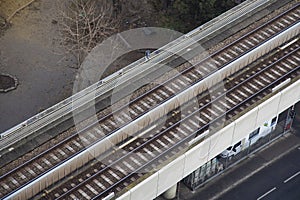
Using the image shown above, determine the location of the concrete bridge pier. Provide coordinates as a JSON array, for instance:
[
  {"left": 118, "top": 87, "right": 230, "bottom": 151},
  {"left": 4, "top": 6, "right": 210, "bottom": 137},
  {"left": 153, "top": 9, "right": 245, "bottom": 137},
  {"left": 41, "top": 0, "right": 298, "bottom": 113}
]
[{"left": 163, "top": 183, "right": 177, "bottom": 199}]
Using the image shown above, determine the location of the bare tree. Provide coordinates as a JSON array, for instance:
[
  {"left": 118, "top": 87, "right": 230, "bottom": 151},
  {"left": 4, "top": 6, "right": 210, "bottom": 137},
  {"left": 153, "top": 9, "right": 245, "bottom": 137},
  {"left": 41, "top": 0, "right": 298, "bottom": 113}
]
[
  {"left": 58, "top": 0, "right": 120, "bottom": 67},
  {"left": 0, "top": 16, "right": 7, "bottom": 30}
]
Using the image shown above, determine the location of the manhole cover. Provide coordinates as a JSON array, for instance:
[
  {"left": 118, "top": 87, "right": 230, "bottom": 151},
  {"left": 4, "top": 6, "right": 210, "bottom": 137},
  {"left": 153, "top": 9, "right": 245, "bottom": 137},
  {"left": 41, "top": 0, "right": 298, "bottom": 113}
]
[{"left": 0, "top": 74, "right": 18, "bottom": 92}]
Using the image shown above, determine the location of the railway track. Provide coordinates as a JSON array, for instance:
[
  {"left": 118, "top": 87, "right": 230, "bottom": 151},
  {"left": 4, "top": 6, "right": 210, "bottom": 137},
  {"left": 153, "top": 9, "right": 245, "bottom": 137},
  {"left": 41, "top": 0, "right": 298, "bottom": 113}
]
[
  {"left": 41, "top": 38, "right": 300, "bottom": 200},
  {"left": 1, "top": 4, "right": 299, "bottom": 199}
]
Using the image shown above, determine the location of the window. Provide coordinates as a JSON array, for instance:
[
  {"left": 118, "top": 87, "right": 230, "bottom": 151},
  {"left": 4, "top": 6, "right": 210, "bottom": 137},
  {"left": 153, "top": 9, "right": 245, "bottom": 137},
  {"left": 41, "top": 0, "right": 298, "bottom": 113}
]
[
  {"left": 271, "top": 116, "right": 277, "bottom": 126},
  {"left": 233, "top": 141, "right": 241, "bottom": 149},
  {"left": 249, "top": 128, "right": 260, "bottom": 139}
]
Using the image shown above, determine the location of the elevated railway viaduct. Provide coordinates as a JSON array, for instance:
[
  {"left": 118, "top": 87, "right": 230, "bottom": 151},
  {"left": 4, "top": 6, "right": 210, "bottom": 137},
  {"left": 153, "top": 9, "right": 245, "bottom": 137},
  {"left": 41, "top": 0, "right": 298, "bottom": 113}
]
[{"left": 0, "top": 0, "right": 299, "bottom": 199}]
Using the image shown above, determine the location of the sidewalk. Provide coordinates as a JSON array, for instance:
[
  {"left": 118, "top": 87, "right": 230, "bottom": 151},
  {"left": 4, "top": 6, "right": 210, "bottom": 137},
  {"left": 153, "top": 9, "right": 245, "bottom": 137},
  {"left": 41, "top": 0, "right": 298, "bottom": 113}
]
[{"left": 174, "top": 131, "right": 300, "bottom": 200}]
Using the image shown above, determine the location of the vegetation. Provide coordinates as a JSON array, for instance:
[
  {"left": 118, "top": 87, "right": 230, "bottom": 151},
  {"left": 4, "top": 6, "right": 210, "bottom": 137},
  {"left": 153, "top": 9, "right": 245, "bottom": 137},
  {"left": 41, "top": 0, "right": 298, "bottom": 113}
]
[
  {"left": 58, "top": 0, "right": 244, "bottom": 66},
  {"left": 58, "top": 0, "right": 120, "bottom": 66},
  {"left": 58, "top": 0, "right": 147, "bottom": 67},
  {"left": 152, "top": 0, "right": 242, "bottom": 33}
]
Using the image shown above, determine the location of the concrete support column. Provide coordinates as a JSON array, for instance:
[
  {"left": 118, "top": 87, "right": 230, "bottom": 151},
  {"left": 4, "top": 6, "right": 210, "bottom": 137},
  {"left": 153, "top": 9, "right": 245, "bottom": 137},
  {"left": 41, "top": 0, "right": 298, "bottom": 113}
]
[
  {"left": 163, "top": 183, "right": 177, "bottom": 199},
  {"left": 241, "top": 138, "right": 247, "bottom": 150}
]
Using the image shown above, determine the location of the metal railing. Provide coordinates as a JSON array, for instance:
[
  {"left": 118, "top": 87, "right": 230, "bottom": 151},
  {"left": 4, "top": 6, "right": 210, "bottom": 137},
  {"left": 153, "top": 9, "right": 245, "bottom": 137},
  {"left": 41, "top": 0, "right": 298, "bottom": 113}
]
[{"left": 0, "top": 0, "right": 275, "bottom": 151}]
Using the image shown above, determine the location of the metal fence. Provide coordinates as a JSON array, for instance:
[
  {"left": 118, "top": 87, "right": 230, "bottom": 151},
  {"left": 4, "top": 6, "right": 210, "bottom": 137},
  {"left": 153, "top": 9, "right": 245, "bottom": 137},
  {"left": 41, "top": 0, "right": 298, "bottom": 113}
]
[{"left": 183, "top": 107, "right": 294, "bottom": 191}]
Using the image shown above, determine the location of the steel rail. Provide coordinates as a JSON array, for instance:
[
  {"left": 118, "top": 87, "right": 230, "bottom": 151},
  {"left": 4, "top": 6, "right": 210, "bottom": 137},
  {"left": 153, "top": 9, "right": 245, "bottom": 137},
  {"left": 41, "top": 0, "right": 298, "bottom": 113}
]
[
  {"left": 0, "top": 0, "right": 280, "bottom": 149},
  {"left": 58, "top": 44, "right": 300, "bottom": 200},
  {"left": 2, "top": 4, "right": 297, "bottom": 181},
  {"left": 1, "top": 6, "right": 299, "bottom": 200}
]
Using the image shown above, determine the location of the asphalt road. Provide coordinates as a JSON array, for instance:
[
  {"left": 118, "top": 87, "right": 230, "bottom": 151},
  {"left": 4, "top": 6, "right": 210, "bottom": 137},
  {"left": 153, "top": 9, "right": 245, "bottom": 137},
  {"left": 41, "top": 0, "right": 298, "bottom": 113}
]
[
  {"left": 217, "top": 146, "right": 300, "bottom": 200},
  {"left": 208, "top": 103, "right": 300, "bottom": 200}
]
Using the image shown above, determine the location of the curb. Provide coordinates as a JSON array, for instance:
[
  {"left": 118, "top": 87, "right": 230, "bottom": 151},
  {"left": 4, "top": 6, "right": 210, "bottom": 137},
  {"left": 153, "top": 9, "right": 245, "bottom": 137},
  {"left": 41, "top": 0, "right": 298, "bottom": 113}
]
[{"left": 209, "top": 133, "right": 300, "bottom": 200}]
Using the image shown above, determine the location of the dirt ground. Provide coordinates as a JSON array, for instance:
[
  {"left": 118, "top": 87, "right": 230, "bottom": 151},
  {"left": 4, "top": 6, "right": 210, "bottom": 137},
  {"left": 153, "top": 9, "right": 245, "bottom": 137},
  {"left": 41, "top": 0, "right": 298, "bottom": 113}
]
[
  {"left": 0, "top": 0, "right": 78, "bottom": 132},
  {"left": 0, "top": 0, "right": 159, "bottom": 133}
]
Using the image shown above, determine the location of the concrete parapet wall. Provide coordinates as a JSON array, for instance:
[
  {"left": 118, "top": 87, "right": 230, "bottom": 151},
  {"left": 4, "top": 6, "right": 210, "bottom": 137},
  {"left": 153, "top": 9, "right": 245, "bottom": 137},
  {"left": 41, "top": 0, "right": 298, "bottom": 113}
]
[
  {"left": 0, "top": 0, "right": 281, "bottom": 153},
  {"left": 117, "top": 78, "right": 300, "bottom": 200}
]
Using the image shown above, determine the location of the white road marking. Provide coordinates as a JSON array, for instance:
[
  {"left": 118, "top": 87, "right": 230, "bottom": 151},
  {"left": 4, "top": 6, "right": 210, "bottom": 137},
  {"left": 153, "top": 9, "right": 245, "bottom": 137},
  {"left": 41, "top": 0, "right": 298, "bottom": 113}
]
[
  {"left": 257, "top": 187, "right": 276, "bottom": 200},
  {"left": 284, "top": 171, "right": 300, "bottom": 183}
]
